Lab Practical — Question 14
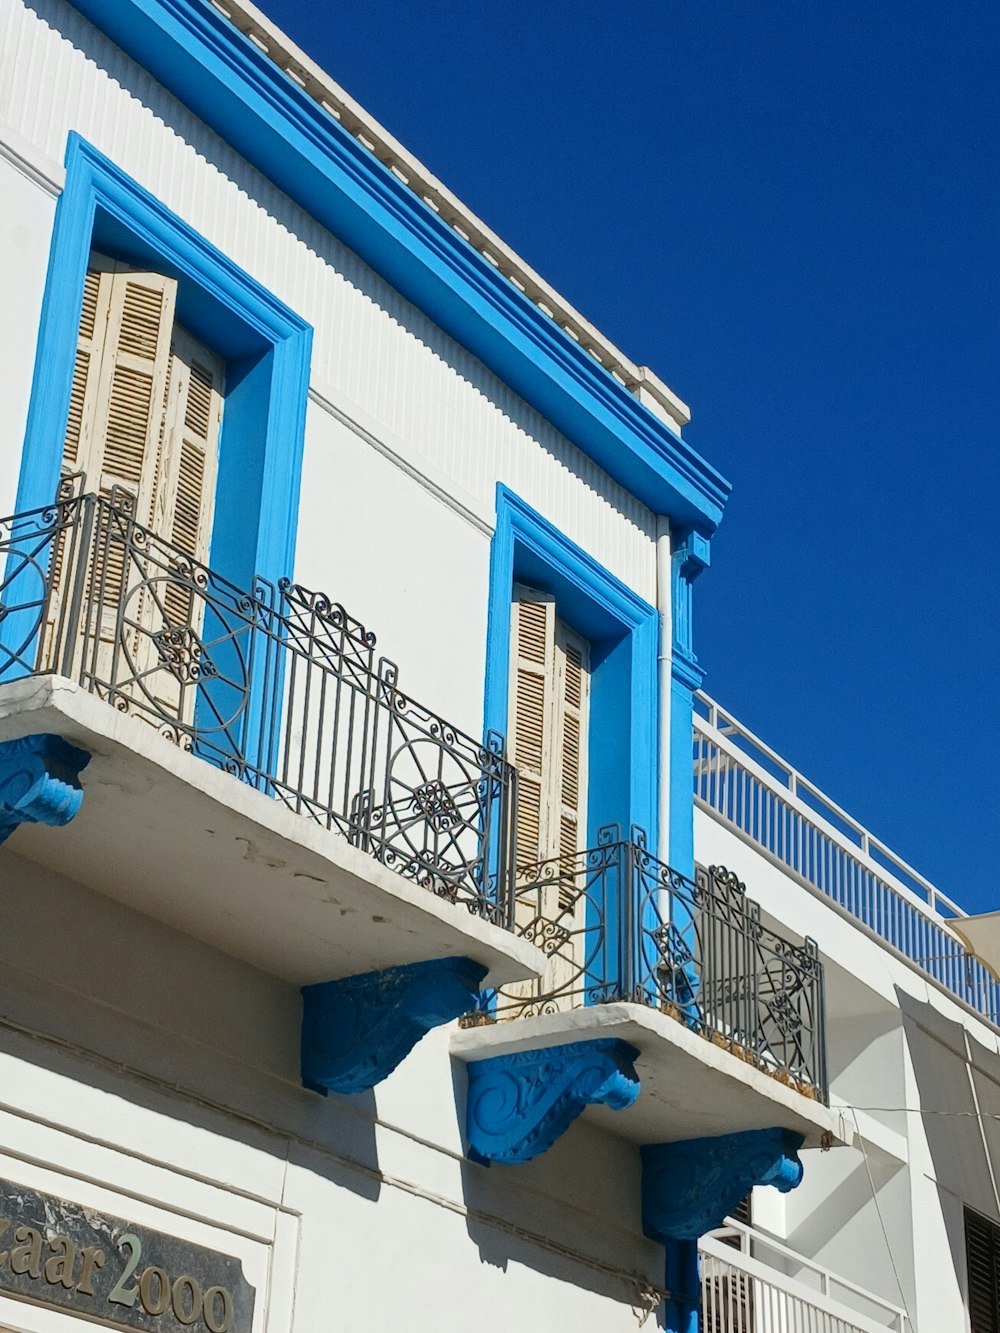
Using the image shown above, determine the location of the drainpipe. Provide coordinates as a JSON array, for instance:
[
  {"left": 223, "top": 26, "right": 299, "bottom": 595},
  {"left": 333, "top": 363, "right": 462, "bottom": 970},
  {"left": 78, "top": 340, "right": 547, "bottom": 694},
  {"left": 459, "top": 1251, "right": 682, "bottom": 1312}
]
[{"left": 656, "top": 515, "right": 672, "bottom": 866}]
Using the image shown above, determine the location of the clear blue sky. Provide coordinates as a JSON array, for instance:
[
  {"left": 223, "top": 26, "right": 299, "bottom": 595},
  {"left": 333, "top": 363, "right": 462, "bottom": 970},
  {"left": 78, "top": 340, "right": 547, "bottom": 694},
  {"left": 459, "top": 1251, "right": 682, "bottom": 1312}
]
[{"left": 256, "top": 0, "right": 1000, "bottom": 914}]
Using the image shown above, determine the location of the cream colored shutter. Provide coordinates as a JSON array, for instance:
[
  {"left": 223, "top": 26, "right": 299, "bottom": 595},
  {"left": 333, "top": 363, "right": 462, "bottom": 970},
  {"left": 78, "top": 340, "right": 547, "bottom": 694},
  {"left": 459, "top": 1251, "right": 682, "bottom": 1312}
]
[
  {"left": 508, "top": 587, "right": 557, "bottom": 872},
  {"left": 553, "top": 622, "right": 590, "bottom": 894},
  {"left": 149, "top": 328, "right": 225, "bottom": 717},
  {"left": 79, "top": 261, "right": 177, "bottom": 526},
  {"left": 156, "top": 329, "right": 224, "bottom": 616},
  {"left": 47, "top": 259, "right": 175, "bottom": 672},
  {"left": 546, "top": 622, "right": 590, "bottom": 998},
  {"left": 506, "top": 590, "right": 591, "bottom": 1010}
]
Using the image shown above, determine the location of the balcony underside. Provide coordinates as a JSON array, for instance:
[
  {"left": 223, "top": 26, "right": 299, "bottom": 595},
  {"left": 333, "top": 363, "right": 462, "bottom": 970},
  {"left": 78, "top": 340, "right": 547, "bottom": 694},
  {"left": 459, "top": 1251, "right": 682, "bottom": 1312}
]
[
  {"left": 0, "top": 676, "right": 543, "bottom": 988},
  {"left": 452, "top": 1003, "right": 851, "bottom": 1149}
]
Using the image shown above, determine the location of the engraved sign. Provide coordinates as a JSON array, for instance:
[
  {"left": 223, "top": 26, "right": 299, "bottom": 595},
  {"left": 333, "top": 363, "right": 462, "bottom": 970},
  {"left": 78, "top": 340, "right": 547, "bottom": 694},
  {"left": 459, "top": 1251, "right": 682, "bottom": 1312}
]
[{"left": 0, "top": 1178, "right": 255, "bottom": 1332}]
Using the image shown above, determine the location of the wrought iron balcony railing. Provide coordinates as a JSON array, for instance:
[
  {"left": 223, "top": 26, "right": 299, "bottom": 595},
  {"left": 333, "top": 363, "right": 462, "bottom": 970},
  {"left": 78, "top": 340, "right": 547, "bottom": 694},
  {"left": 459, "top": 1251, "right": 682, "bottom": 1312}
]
[
  {"left": 483, "top": 827, "right": 828, "bottom": 1102},
  {"left": 0, "top": 487, "right": 516, "bottom": 923}
]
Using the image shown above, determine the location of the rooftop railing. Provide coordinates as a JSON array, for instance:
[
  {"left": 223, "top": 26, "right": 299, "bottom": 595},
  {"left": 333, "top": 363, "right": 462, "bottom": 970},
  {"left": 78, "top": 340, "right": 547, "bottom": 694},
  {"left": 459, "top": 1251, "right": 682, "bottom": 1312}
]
[
  {"left": 481, "top": 826, "right": 828, "bottom": 1102},
  {"left": 0, "top": 486, "right": 516, "bottom": 922},
  {"left": 694, "top": 693, "right": 1000, "bottom": 1026}
]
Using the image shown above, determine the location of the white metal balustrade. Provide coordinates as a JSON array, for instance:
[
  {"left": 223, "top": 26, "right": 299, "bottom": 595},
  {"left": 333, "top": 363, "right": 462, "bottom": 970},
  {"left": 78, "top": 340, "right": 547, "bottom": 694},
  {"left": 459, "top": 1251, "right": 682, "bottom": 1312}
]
[
  {"left": 699, "top": 1225, "right": 908, "bottom": 1333},
  {"left": 693, "top": 694, "right": 1000, "bottom": 1028}
]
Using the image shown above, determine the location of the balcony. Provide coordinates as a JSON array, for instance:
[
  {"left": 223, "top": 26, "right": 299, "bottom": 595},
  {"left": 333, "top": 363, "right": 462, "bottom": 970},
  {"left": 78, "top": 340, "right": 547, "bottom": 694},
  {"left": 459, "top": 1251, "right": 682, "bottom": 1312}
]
[
  {"left": 453, "top": 829, "right": 845, "bottom": 1148},
  {"left": 699, "top": 1216, "right": 909, "bottom": 1333},
  {"left": 693, "top": 693, "right": 1000, "bottom": 1029},
  {"left": 0, "top": 487, "right": 540, "bottom": 989}
]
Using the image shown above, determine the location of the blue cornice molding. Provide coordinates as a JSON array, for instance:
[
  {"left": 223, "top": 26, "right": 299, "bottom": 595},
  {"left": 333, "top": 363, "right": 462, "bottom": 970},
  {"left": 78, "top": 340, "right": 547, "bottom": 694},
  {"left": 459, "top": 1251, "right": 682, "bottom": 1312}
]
[
  {"left": 0, "top": 734, "right": 91, "bottom": 845},
  {"left": 64, "top": 0, "right": 730, "bottom": 533},
  {"left": 641, "top": 1127, "right": 805, "bottom": 1244},
  {"left": 465, "top": 1038, "right": 640, "bottom": 1165},
  {"left": 301, "top": 957, "right": 487, "bottom": 1095}
]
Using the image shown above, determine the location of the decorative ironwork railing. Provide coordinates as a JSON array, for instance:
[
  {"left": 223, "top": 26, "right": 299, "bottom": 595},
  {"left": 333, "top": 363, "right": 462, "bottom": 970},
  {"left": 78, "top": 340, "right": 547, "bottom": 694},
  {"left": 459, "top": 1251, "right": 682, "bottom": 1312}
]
[
  {"left": 694, "top": 693, "right": 1000, "bottom": 1026},
  {"left": 0, "top": 488, "right": 516, "bottom": 922},
  {"left": 483, "top": 826, "right": 827, "bottom": 1102}
]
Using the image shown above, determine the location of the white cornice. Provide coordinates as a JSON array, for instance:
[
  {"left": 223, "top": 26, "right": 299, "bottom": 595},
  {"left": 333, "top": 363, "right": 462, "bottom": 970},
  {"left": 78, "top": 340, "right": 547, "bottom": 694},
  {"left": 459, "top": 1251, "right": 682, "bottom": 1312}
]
[{"left": 208, "top": 0, "right": 691, "bottom": 435}]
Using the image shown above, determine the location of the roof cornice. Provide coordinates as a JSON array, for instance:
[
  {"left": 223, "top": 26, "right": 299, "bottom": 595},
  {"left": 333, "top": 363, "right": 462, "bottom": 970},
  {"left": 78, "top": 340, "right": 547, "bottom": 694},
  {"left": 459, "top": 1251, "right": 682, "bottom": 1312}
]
[{"left": 66, "top": 0, "right": 731, "bottom": 532}]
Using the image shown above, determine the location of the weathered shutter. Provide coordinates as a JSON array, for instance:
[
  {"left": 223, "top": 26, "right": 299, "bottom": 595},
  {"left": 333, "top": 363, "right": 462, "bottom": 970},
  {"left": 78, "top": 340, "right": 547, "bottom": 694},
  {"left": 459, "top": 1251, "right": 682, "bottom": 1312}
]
[
  {"left": 507, "top": 589, "right": 591, "bottom": 1010},
  {"left": 47, "top": 259, "right": 175, "bottom": 671},
  {"left": 80, "top": 262, "right": 177, "bottom": 524},
  {"left": 508, "top": 587, "right": 557, "bottom": 872},
  {"left": 156, "top": 327, "right": 224, "bottom": 626},
  {"left": 553, "top": 622, "right": 590, "bottom": 903}
]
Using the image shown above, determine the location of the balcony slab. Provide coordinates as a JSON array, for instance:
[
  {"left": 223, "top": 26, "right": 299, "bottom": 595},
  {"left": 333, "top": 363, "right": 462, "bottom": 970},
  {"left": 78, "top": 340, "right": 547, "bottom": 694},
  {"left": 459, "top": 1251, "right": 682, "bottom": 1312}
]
[
  {"left": 0, "top": 677, "right": 544, "bottom": 988},
  {"left": 452, "top": 1003, "right": 851, "bottom": 1149}
]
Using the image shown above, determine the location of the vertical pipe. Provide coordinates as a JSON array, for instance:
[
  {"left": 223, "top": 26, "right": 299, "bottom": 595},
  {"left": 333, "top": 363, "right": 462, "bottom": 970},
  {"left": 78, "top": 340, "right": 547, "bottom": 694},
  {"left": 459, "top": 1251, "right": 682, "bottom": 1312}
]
[
  {"left": 656, "top": 515, "right": 672, "bottom": 866},
  {"left": 664, "top": 1238, "right": 700, "bottom": 1333}
]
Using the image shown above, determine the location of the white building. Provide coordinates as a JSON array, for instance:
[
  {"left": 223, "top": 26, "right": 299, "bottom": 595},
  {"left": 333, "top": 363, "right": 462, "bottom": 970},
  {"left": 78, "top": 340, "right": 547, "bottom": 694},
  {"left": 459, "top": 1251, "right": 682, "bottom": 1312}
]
[{"left": 0, "top": 2, "right": 996, "bottom": 1331}]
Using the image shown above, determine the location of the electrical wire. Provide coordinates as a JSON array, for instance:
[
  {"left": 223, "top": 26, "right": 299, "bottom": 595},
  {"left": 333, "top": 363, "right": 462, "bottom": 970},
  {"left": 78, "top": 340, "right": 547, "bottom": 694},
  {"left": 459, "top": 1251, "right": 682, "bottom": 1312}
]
[{"left": 850, "top": 1108, "right": 912, "bottom": 1328}]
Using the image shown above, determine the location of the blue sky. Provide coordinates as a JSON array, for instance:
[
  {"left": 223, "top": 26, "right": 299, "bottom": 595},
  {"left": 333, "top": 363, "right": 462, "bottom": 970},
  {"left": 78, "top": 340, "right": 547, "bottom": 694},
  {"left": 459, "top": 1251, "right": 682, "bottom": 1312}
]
[{"left": 256, "top": 0, "right": 1000, "bottom": 915}]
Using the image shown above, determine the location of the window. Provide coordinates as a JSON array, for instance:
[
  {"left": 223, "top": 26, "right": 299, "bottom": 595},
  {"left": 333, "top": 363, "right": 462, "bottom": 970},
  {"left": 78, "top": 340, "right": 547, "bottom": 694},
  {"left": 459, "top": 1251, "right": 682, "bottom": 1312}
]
[
  {"left": 46, "top": 254, "right": 225, "bottom": 723},
  {"left": 966, "top": 1206, "right": 1000, "bottom": 1332}
]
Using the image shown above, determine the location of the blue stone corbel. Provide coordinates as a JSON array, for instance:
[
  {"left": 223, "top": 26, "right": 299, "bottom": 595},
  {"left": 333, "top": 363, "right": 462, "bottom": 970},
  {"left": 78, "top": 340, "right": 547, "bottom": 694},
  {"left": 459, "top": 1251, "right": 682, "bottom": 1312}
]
[
  {"left": 643, "top": 1127, "right": 804, "bottom": 1333},
  {"left": 0, "top": 734, "right": 91, "bottom": 846},
  {"left": 466, "top": 1038, "right": 640, "bottom": 1165},
  {"left": 641, "top": 1126, "right": 804, "bottom": 1244},
  {"left": 301, "top": 956, "right": 488, "bottom": 1095}
]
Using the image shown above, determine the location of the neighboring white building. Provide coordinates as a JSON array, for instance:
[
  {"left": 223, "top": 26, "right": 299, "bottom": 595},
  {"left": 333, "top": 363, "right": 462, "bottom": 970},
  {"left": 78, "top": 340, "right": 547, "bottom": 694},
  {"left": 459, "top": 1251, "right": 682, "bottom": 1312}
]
[{"left": 0, "top": 3, "right": 995, "bottom": 1331}]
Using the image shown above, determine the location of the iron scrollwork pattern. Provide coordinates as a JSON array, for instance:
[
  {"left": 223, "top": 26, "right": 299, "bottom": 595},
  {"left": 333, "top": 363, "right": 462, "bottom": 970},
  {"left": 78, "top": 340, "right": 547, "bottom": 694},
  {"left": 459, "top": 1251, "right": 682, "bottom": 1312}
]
[
  {"left": 0, "top": 490, "right": 516, "bottom": 921},
  {"left": 487, "top": 824, "right": 828, "bottom": 1102}
]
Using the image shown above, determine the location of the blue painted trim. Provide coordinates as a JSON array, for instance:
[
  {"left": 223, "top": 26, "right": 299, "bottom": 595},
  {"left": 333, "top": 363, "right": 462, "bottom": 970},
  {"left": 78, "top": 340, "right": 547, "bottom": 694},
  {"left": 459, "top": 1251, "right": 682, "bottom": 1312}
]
[
  {"left": 485, "top": 484, "right": 659, "bottom": 844},
  {"left": 641, "top": 1127, "right": 805, "bottom": 1244},
  {"left": 668, "top": 532, "right": 710, "bottom": 878},
  {"left": 16, "top": 133, "right": 312, "bottom": 591},
  {"left": 465, "top": 1038, "right": 640, "bottom": 1164},
  {"left": 301, "top": 956, "right": 487, "bottom": 1095},
  {"left": 0, "top": 735, "right": 91, "bottom": 845},
  {"left": 663, "top": 1239, "right": 699, "bottom": 1333},
  {"left": 64, "top": 0, "right": 729, "bottom": 534}
]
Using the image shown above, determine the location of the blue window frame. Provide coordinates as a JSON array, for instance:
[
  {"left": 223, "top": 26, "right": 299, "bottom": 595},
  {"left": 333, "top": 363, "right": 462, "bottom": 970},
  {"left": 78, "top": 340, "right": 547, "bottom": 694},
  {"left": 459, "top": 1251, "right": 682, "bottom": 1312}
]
[
  {"left": 484, "top": 484, "right": 658, "bottom": 847},
  {"left": 15, "top": 132, "right": 312, "bottom": 592}
]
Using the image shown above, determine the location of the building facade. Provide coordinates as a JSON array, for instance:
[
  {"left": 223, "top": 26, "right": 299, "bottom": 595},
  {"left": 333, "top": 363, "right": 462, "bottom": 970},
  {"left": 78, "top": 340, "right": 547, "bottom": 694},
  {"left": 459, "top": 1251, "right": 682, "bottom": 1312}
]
[{"left": 0, "top": 2, "right": 995, "bottom": 1330}]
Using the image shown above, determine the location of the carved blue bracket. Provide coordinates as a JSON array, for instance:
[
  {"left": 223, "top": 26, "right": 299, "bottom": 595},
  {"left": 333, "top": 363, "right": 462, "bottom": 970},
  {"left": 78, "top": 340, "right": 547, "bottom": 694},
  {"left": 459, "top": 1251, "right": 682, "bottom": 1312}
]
[
  {"left": 466, "top": 1038, "right": 640, "bottom": 1165},
  {"left": 301, "top": 956, "right": 487, "bottom": 1095},
  {"left": 0, "top": 734, "right": 91, "bottom": 846},
  {"left": 641, "top": 1126, "right": 804, "bottom": 1244}
]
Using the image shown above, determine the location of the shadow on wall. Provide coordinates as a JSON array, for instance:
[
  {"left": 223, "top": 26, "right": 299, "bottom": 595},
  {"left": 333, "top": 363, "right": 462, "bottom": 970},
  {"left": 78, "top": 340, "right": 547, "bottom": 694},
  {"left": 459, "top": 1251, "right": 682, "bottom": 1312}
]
[
  {"left": 900, "top": 986, "right": 1000, "bottom": 1315},
  {"left": 449, "top": 1055, "right": 666, "bottom": 1324},
  {"left": 0, "top": 845, "right": 383, "bottom": 1205}
]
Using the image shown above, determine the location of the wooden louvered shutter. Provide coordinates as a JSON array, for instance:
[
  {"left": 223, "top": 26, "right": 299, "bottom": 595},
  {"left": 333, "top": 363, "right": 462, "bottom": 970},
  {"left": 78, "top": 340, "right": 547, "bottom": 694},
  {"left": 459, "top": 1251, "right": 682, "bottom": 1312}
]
[
  {"left": 148, "top": 328, "right": 225, "bottom": 718},
  {"left": 156, "top": 327, "right": 224, "bottom": 623},
  {"left": 507, "top": 590, "right": 591, "bottom": 1009},
  {"left": 80, "top": 261, "right": 177, "bottom": 526},
  {"left": 508, "top": 587, "right": 557, "bottom": 872},
  {"left": 966, "top": 1207, "right": 1000, "bottom": 1333},
  {"left": 47, "top": 260, "right": 175, "bottom": 672},
  {"left": 553, "top": 622, "right": 590, "bottom": 897}
]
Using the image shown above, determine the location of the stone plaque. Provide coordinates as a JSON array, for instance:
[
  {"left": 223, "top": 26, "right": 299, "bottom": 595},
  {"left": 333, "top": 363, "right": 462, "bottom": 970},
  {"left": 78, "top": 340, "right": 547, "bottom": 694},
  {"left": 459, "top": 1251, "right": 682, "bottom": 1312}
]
[{"left": 0, "top": 1177, "right": 255, "bottom": 1331}]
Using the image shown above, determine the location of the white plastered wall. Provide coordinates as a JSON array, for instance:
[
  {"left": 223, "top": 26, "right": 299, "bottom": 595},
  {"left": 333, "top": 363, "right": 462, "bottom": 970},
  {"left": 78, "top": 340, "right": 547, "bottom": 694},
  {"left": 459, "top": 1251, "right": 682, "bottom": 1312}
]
[
  {"left": 0, "top": 847, "right": 664, "bottom": 1331},
  {"left": 695, "top": 805, "right": 1000, "bottom": 1332}
]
